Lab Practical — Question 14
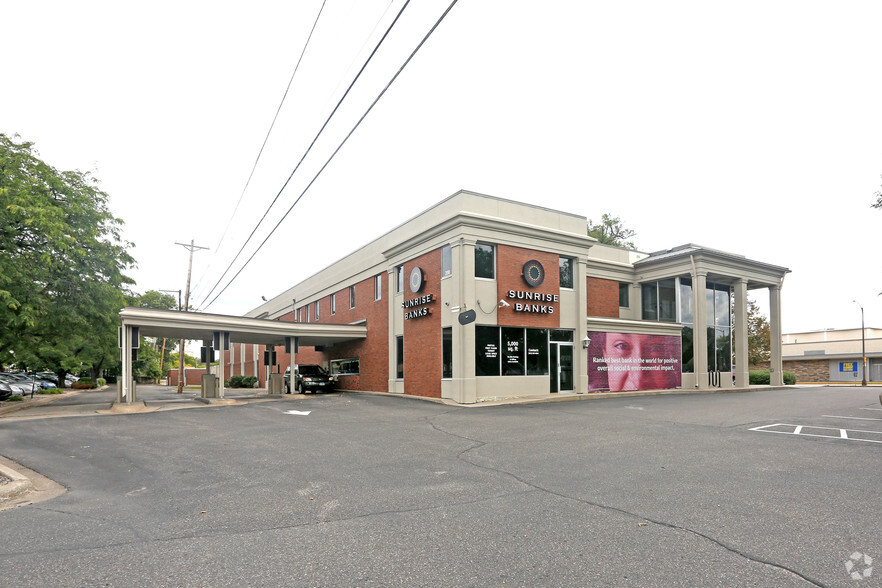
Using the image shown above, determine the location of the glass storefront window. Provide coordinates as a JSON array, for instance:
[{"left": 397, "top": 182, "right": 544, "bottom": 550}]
[
  {"left": 442, "top": 328, "right": 452, "bottom": 378},
  {"left": 642, "top": 283, "right": 658, "bottom": 321},
  {"left": 502, "top": 327, "right": 525, "bottom": 376},
  {"left": 679, "top": 278, "right": 693, "bottom": 325},
  {"left": 526, "top": 329, "right": 549, "bottom": 375},
  {"left": 475, "top": 326, "right": 500, "bottom": 376}
]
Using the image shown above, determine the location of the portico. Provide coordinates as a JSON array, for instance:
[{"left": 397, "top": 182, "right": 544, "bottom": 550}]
[{"left": 117, "top": 307, "right": 366, "bottom": 404}]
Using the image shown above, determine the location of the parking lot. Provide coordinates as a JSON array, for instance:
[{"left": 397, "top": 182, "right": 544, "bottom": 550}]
[{"left": 0, "top": 385, "right": 879, "bottom": 586}]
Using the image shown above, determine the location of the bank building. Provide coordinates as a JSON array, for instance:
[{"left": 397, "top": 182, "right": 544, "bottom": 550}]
[{"left": 230, "top": 190, "right": 790, "bottom": 404}]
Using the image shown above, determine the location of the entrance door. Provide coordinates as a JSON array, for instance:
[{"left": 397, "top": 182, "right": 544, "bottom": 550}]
[{"left": 550, "top": 342, "right": 574, "bottom": 393}]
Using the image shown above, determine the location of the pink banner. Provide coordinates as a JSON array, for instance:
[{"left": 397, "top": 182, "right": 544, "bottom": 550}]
[{"left": 588, "top": 331, "right": 682, "bottom": 392}]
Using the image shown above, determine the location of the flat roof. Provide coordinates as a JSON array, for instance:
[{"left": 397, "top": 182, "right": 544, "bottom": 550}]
[{"left": 120, "top": 307, "right": 367, "bottom": 347}]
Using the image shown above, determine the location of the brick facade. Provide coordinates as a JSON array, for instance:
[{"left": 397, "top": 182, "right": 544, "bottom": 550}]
[
  {"left": 403, "top": 249, "right": 443, "bottom": 398},
  {"left": 587, "top": 277, "right": 619, "bottom": 318},
  {"left": 496, "top": 245, "right": 561, "bottom": 329}
]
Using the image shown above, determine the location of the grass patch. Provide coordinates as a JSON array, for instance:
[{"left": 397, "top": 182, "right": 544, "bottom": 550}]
[{"left": 37, "top": 388, "right": 65, "bottom": 395}]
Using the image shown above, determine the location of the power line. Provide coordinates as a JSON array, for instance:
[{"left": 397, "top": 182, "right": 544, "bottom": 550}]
[
  {"left": 202, "top": 0, "right": 461, "bottom": 311},
  {"left": 192, "top": 0, "right": 329, "bottom": 297},
  {"left": 198, "top": 0, "right": 415, "bottom": 308}
]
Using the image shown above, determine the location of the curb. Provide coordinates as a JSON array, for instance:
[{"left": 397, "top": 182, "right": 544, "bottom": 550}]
[{"left": 0, "top": 462, "right": 33, "bottom": 503}]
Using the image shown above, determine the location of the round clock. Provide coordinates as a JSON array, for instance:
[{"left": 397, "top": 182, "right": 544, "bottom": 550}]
[
  {"left": 522, "top": 260, "right": 545, "bottom": 287},
  {"left": 409, "top": 266, "right": 425, "bottom": 293}
]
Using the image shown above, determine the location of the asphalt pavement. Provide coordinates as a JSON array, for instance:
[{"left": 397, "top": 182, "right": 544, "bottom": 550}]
[{"left": 0, "top": 385, "right": 879, "bottom": 587}]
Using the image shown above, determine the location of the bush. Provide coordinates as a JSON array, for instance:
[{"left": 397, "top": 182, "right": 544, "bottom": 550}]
[
  {"left": 243, "top": 375, "right": 258, "bottom": 388},
  {"left": 749, "top": 370, "right": 796, "bottom": 385},
  {"left": 7, "top": 395, "right": 23, "bottom": 402},
  {"left": 37, "top": 388, "right": 64, "bottom": 395},
  {"left": 96, "top": 378, "right": 106, "bottom": 387},
  {"left": 72, "top": 379, "right": 96, "bottom": 390},
  {"left": 228, "top": 375, "right": 244, "bottom": 388}
]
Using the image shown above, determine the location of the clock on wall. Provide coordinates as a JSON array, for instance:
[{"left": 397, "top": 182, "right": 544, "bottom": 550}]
[
  {"left": 409, "top": 266, "right": 425, "bottom": 293},
  {"left": 522, "top": 260, "right": 545, "bottom": 287}
]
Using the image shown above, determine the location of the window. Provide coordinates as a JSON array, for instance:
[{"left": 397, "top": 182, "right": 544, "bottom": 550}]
[
  {"left": 374, "top": 275, "right": 382, "bottom": 301},
  {"left": 502, "top": 327, "right": 525, "bottom": 376},
  {"left": 526, "top": 329, "right": 549, "bottom": 375},
  {"left": 296, "top": 308, "right": 302, "bottom": 322},
  {"left": 330, "top": 358, "right": 359, "bottom": 375},
  {"left": 476, "top": 326, "right": 551, "bottom": 377},
  {"left": 475, "top": 243, "right": 495, "bottom": 279},
  {"left": 305, "top": 305, "right": 310, "bottom": 323},
  {"left": 442, "top": 245, "right": 452, "bottom": 279},
  {"left": 442, "top": 328, "right": 452, "bottom": 378},
  {"left": 331, "top": 293, "right": 336, "bottom": 315},
  {"left": 396, "top": 265, "right": 404, "bottom": 294},
  {"left": 619, "top": 282, "right": 630, "bottom": 308},
  {"left": 349, "top": 285, "right": 356, "bottom": 309},
  {"left": 641, "top": 279, "right": 676, "bottom": 322},
  {"left": 396, "top": 336, "right": 404, "bottom": 379},
  {"left": 315, "top": 300, "right": 320, "bottom": 321},
  {"left": 559, "top": 257, "right": 574, "bottom": 289},
  {"left": 475, "top": 326, "right": 500, "bottom": 376}
]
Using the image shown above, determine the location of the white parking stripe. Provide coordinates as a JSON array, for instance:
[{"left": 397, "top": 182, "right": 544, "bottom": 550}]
[
  {"left": 822, "top": 415, "right": 882, "bottom": 421},
  {"left": 749, "top": 423, "right": 882, "bottom": 444}
]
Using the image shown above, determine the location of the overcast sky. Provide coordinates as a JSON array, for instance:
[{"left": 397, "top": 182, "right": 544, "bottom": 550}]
[{"left": 4, "top": 0, "right": 881, "bottom": 333}]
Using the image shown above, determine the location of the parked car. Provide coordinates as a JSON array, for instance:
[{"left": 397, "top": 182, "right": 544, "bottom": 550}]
[
  {"left": 7, "top": 373, "right": 55, "bottom": 389},
  {"left": 284, "top": 365, "right": 336, "bottom": 394},
  {"left": 0, "top": 375, "right": 30, "bottom": 395},
  {"left": 0, "top": 382, "right": 15, "bottom": 401}
]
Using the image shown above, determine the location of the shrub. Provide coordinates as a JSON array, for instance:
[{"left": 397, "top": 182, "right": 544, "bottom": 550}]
[
  {"left": 228, "top": 375, "right": 245, "bottom": 388},
  {"left": 37, "top": 388, "right": 64, "bottom": 395},
  {"left": 749, "top": 370, "right": 796, "bottom": 385},
  {"left": 7, "top": 395, "right": 23, "bottom": 402},
  {"left": 72, "top": 379, "right": 96, "bottom": 390},
  {"left": 242, "top": 375, "right": 258, "bottom": 388},
  {"left": 96, "top": 378, "right": 106, "bottom": 387}
]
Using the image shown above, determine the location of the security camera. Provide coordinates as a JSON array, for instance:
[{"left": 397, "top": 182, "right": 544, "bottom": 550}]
[{"left": 498, "top": 299, "right": 511, "bottom": 308}]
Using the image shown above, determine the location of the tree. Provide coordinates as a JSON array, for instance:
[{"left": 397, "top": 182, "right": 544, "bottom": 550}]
[
  {"left": 128, "top": 290, "right": 179, "bottom": 380},
  {"left": 587, "top": 213, "right": 637, "bottom": 248},
  {"left": 0, "top": 134, "right": 135, "bottom": 385},
  {"left": 747, "top": 299, "right": 771, "bottom": 366}
]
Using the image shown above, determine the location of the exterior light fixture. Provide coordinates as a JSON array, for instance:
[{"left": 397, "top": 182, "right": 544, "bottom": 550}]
[{"left": 582, "top": 335, "right": 591, "bottom": 349}]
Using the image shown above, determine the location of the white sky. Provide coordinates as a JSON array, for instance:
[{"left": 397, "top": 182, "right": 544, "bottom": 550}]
[{"left": 4, "top": 0, "right": 881, "bottom": 333}]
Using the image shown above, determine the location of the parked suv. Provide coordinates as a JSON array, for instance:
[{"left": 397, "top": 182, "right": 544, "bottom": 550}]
[{"left": 284, "top": 365, "right": 336, "bottom": 394}]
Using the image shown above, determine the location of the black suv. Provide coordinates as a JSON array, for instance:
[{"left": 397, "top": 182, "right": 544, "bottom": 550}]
[{"left": 284, "top": 365, "right": 336, "bottom": 394}]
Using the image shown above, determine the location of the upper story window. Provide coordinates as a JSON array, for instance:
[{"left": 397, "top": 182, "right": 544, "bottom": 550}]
[
  {"left": 305, "top": 304, "right": 310, "bottom": 323},
  {"left": 441, "top": 245, "right": 452, "bottom": 279},
  {"left": 349, "top": 285, "right": 356, "bottom": 309},
  {"left": 619, "top": 282, "right": 630, "bottom": 308},
  {"left": 396, "top": 265, "right": 404, "bottom": 294},
  {"left": 374, "top": 275, "right": 382, "bottom": 301},
  {"left": 641, "top": 278, "right": 676, "bottom": 322},
  {"left": 475, "top": 242, "right": 495, "bottom": 279},
  {"left": 331, "top": 293, "right": 336, "bottom": 315},
  {"left": 559, "top": 257, "right": 574, "bottom": 289},
  {"left": 315, "top": 300, "right": 320, "bottom": 321}
]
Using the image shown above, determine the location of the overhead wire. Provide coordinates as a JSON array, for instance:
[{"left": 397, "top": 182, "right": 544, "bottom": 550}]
[
  {"left": 191, "top": 0, "right": 329, "bottom": 298},
  {"left": 202, "top": 0, "right": 461, "bottom": 311},
  {"left": 198, "top": 0, "right": 415, "bottom": 308}
]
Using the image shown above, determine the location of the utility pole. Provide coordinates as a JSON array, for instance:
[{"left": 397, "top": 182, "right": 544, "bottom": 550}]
[
  {"left": 158, "top": 289, "right": 182, "bottom": 384},
  {"left": 175, "top": 240, "right": 209, "bottom": 393}
]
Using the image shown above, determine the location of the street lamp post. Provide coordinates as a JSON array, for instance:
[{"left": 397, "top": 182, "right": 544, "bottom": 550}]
[{"left": 853, "top": 300, "right": 867, "bottom": 386}]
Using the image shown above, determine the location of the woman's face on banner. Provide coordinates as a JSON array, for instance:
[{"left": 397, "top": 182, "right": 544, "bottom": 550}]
[{"left": 603, "top": 333, "right": 675, "bottom": 391}]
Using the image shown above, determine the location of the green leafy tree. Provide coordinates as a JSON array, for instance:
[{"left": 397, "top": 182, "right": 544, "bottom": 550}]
[
  {"left": 128, "top": 290, "right": 179, "bottom": 380},
  {"left": 587, "top": 213, "right": 637, "bottom": 248},
  {"left": 0, "top": 134, "right": 135, "bottom": 385},
  {"left": 747, "top": 299, "right": 771, "bottom": 366}
]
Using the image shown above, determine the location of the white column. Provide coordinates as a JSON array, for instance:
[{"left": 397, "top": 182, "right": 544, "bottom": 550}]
[
  {"left": 387, "top": 268, "right": 397, "bottom": 393},
  {"left": 576, "top": 258, "right": 589, "bottom": 393},
  {"left": 118, "top": 324, "right": 130, "bottom": 403},
  {"left": 693, "top": 271, "right": 709, "bottom": 389},
  {"left": 289, "top": 337, "right": 297, "bottom": 393},
  {"left": 769, "top": 284, "right": 784, "bottom": 386},
  {"left": 734, "top": 279, "right": 749, "bottom": 388},
  {"left": 453, "top": 239, "right": 477, "bottom": 403}
]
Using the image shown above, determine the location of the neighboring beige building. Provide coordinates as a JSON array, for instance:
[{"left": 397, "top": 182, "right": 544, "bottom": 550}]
[{"left": 783, "top": 328, "right": 882, "bottom": 383}]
